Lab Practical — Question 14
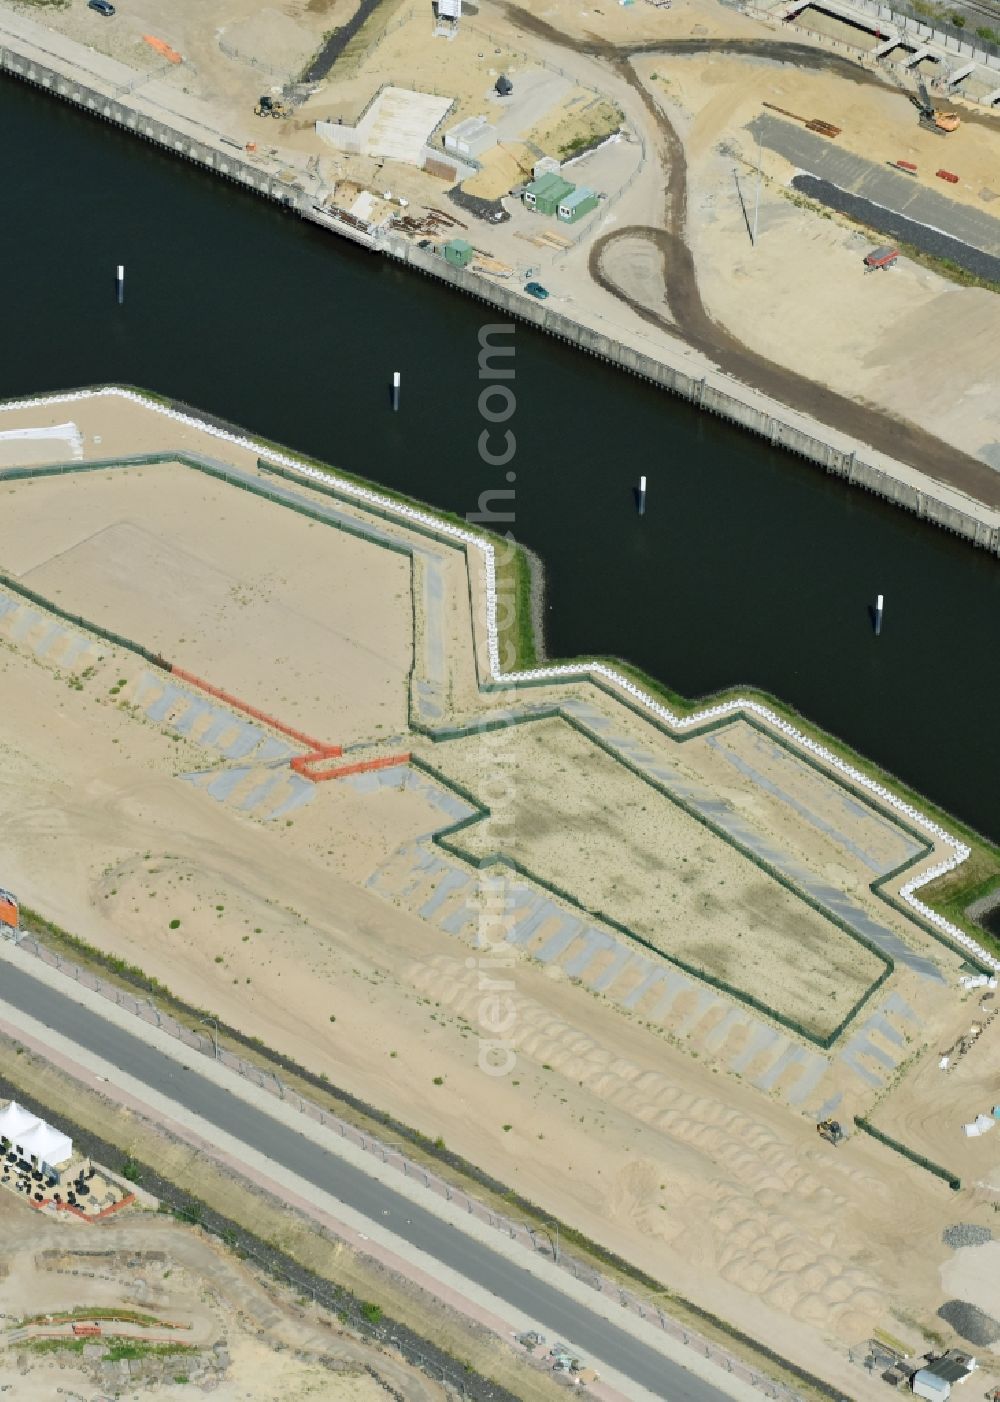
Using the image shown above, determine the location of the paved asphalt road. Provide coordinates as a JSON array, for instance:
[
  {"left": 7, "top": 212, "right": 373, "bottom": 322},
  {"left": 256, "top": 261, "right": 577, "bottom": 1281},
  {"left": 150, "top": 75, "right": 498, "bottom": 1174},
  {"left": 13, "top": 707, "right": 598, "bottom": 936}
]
[
  {"left": 750, "top": 113, "right": 1000, "bottom": 259},
  {"left": 1, "top": 960, "right": 734, "bottom": 1402}
]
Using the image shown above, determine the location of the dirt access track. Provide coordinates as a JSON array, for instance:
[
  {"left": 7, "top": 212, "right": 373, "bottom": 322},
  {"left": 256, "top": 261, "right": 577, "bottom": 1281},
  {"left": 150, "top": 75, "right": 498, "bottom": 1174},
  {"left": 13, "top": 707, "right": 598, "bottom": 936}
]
[
  {"left": 0, "top": 389, "right": 997, "bottom": 1398},
  {"left": 8, "top": 0, "right": 1000, "bottom": 506},
  {"left": 0, "top": 1190, "right": 440, "bottom": 1400},
  {"left": 503, "top": 4, "right": 1000, "bottom": 504}
]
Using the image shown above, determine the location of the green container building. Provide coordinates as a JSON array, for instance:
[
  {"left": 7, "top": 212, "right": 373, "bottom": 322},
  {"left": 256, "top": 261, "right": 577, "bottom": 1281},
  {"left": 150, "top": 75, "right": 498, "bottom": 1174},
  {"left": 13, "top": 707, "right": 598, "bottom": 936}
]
[
  {"left": 442, "top": 238, "right": 474, "bottom": 268},
  {"left": 557, "top": 186, "right": 599, "bottom": 224},
  {"left": 523, "top": 172, "right": 574, "bottom": 216}
]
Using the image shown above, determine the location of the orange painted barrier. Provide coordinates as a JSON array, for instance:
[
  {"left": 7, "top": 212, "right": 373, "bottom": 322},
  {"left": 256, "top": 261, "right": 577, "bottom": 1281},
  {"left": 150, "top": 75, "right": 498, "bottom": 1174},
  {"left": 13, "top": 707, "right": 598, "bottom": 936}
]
[
  {"left": 170, "top": 666, "right": 341, "bottom": 757},
  {"left": 27, "top": 1192, "right": 137, "bottom": 1223},
  {"left": 295, "top": 752, "right": 411, "bottom": 783},
  {"left": 936, "top": 169, "right": 959, "bottom": 183},
  {"left": 143, "top": 35, "right": 183, "bottom": 64},
  {"left": 72, "top": 1323, "right": 102, "bottom": 1337},
  {"left": 166, "top": 666, "right": 412, "bottom": 787}
]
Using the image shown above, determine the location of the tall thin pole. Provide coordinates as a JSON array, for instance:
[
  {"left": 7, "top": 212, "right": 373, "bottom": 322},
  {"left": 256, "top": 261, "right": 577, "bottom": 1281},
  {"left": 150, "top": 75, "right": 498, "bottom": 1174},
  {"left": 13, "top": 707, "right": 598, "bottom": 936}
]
[{"left": 752, "top": 131, "right": 762, "bottom": 248}]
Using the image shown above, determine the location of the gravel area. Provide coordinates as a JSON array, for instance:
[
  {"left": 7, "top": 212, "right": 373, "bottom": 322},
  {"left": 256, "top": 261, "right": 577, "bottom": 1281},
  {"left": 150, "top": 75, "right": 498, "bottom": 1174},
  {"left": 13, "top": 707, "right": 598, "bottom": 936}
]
[
  {"left": 943, "top": 1224, "right": 994, "bottom": 1248},
  {"left": 937, "top": 1298, "right": 1000, "bottom": 1345},
  {"left": 447, "top": 185, "right": 511, "bottom": 224},
  {"left": 791, "top": 174, "right": 1000, "bottom": 285}
]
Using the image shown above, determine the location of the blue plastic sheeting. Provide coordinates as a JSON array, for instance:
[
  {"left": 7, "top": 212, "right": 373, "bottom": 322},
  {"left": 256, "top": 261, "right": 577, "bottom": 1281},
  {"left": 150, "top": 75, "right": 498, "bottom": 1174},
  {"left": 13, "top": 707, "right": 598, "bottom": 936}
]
[
  {"left": 239, "top": 775, "right": 282, "bottom": 811},
  {"left": 265, "top": 776, "right": 315, "bottom": 819},
  {"left": 9, "top": 608, "right": 40, "bottom": 641},
  {"left": 171, "top": 698, "right": 216, "bottom": 736},
  {"left": 145, "top": 685, "right": 187, "bottom": 723},
  {"left": 254, "top": 737, "right": 295, "bottom": 763},
  {"left": 31, "top": 623, "right": 66, "bottom": 657},
  {"left": 207, "top": 769, "right": 251, "bottom": 801}
]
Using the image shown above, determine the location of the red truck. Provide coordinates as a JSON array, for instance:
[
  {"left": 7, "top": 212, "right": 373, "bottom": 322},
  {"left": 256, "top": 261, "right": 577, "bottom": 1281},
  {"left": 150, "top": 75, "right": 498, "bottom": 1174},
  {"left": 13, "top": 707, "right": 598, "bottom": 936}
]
[{"left": 864, "top": 246, "right": 899, "bottom": 270}]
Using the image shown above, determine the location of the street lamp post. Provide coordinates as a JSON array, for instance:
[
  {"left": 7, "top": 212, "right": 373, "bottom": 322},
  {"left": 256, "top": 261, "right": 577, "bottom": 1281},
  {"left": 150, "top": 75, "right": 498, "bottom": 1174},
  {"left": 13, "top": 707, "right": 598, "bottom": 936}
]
[{"left": 752, "top": 128, "right": 763, "bottom": 248}]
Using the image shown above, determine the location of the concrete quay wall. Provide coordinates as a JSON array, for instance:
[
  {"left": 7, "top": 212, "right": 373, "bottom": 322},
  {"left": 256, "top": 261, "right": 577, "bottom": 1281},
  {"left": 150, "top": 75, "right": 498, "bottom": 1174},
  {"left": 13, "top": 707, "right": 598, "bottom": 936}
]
[
  {"left": 0, "top": 47, "right": 302, "bottom": 206},
  {"left": 3, "top": 41, "right": 999, "bottom": 559},
  {"left": 387, "top": 237, "right": 1000, "bottom": 556}
]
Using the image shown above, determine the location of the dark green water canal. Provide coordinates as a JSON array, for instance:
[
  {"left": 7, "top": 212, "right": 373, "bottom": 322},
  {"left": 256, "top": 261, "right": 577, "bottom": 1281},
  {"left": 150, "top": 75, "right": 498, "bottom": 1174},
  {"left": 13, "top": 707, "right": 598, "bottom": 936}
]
[{"left": 4, "top": 79, "right": 998, "bottom": 842}]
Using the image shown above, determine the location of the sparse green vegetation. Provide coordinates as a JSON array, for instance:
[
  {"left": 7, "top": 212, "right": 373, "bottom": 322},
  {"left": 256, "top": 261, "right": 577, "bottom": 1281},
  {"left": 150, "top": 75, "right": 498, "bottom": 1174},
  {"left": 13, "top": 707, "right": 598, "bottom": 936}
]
[
  {"left": 23, "top": 1337, "right": 84, "bottom": 1355},
  {"left": 103, "top": 1341, "right": 191, "bottom": 1362}
]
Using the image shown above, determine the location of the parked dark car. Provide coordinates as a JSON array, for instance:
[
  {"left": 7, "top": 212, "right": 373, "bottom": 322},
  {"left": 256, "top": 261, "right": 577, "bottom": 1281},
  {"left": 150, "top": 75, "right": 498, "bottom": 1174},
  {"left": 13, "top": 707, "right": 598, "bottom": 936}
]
[{"left": 88, "top": 0, "right": 116, "bottom": 15}]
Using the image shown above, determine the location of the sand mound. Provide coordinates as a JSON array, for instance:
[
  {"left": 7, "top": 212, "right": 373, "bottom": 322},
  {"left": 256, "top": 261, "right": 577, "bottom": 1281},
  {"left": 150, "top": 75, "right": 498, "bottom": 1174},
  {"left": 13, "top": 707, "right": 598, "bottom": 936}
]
[{"left": 407, "top": 953, "right": 886, "bottom": 1340}]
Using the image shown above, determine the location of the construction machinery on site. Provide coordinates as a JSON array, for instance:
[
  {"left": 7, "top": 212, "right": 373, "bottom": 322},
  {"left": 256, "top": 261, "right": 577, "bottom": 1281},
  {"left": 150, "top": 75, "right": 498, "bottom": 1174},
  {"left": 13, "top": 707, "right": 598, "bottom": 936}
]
[
  {"left": 913, "top": 78, "right": 960, "bottom": 134},
  {"left": 817, "top": 1119, "right": 844, "bottom": 1146},
  {"left": 254, "top": 94, "right": 289, "bottom": 119}
]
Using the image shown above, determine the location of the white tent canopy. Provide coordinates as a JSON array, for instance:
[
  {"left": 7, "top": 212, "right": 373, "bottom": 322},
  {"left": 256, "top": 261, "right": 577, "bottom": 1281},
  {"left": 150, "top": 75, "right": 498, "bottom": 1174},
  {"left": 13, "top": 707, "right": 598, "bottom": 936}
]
[
  {"left": 0, "top": 1100, "right": 73, "bottom": 1166},
  {"left": 17, "top": 1121, "right": 73, "bottom": 1167},
  {"left": 0, "top": 1100, "right": 39, "bottom": 1143}
]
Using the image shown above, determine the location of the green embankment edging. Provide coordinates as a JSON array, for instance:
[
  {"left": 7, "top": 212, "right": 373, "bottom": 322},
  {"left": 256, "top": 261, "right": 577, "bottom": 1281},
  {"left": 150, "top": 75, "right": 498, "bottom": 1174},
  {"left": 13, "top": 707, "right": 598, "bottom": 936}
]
[
  {"left": 257, "top": 457, "right": 538, "bottom": 672},
  {"left": 484, "top": 663, "right": 997, "bottom": 970},
  {"left": 409, "top": 716, "right": 893, "bottom": 1050},
  {"left": 853, "top": 1117, "right": 961, "bottom": 1191},
  {"left": 0, "top": 565, "right": 167, "bottom": 668},
  {"left": 257, "top": 458, "right": 469, "bottom": 552},
  {"left": 2, "top": 449, "right": 990, "bottom": 999},
  {"left": 588, "top": 660, "right": 1000, "bottom": 958},
  {"left": 14, "top": 435, "right": 986, "bottom": 951}
]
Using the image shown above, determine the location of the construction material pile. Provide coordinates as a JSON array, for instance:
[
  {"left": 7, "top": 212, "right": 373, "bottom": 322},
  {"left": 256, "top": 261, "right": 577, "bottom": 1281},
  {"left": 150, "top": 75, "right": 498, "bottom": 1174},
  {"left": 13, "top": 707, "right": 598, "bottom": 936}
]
[
  {"left": 938, "top": 1300, "right": 1000, "bottom": 1347},
  {"left": 942, "top": 1224, "right": 993, "bottom": 1248}
]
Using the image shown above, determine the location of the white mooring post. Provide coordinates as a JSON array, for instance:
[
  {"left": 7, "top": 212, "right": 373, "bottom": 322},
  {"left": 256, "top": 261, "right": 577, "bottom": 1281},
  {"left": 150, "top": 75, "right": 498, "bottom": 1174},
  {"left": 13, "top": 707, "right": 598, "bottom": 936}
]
[
  {"left": 116, "top": 264, "right": 125, "bottom": 305},
  {"left": 875, "top": 593, "right": 884, "bottom": 636},
  {"left": 638, "top": 475, "right": 647, "bottom": 517},
  {"left": 391, "top": 371, "right": 400, "bottom": 411}
]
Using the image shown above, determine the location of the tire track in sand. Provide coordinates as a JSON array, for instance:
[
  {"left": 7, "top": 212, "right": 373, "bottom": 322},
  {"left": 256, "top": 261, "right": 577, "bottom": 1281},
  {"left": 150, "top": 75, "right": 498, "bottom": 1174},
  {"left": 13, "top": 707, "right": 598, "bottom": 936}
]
[{"left": 503, "top": 5, "right": 1000, "bottom": 508}]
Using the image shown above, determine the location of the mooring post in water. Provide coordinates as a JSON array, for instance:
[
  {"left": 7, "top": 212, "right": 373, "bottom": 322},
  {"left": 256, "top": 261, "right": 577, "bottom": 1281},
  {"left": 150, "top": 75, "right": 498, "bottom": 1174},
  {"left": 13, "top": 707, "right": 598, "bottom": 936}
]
[
  {"left": 638, "top": 474, "right": 647, "bottom": 517},
  {"left": 391, "top": 371, "right": 400, "bottom": 411},
  {"left": 116, "top": 264, "right": 124, "bottom": 305},
  {"left": 875, "top": 593, "right": 884, "bottom": 636}
]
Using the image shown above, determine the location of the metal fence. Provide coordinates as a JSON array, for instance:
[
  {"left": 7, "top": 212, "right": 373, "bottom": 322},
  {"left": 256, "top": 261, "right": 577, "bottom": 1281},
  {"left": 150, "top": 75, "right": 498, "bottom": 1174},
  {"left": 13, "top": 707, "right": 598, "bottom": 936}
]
[
  {"left": 7, "top": 926, "right": 803, "bottom": 1400},
  {"left": 217, "top": 35, "right": 288, "bottom": 79}
]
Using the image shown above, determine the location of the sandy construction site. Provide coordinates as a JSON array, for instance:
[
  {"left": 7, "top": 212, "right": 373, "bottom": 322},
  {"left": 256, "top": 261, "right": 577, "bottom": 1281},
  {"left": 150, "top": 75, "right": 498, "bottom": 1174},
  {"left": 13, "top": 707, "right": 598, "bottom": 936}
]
[
  {"left": 0, "top": 391, "right": 997, "bottom": 1398},
  {"left": 8, "top": 0, "right": 1000, "bottom": 499},
  {"left": 0, "top": 1191, "right": 439, "bottom": 1399},
  {"left": 431, "top": 715, "right": 889, "bottom": 1040}
]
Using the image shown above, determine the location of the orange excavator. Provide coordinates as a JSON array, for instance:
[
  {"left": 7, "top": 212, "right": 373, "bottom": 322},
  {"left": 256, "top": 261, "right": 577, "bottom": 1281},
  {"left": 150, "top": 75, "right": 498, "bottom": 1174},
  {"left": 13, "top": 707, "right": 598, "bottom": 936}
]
[{"left": 914, "top": 78, "right": 960, "bottom": 134}]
